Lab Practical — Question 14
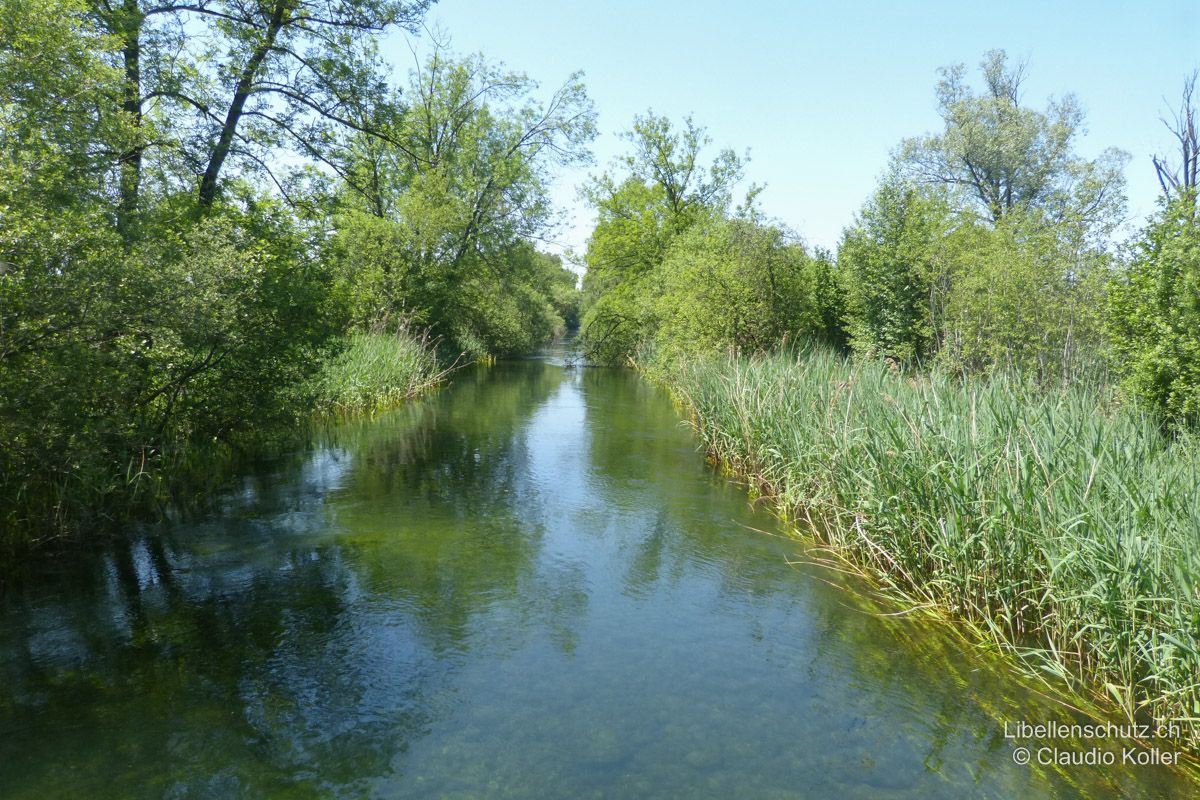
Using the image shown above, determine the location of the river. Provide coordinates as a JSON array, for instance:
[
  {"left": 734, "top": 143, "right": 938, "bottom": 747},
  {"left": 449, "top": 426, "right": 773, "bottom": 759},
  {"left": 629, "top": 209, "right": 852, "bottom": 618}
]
[{"left": 1, "top": 346, "right": 1194, "bottom": 798}]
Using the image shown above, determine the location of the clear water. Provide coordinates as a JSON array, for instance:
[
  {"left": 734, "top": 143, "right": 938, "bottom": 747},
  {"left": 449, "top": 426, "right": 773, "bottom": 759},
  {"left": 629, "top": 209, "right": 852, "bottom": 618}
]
[{"left": 1, "top": 348, "right": 1195, "bottom": 798}]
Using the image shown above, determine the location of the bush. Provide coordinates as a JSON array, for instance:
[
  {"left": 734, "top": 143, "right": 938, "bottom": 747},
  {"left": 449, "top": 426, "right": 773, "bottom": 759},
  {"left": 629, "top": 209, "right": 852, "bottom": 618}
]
[
  {"left": 1107, "top": 194, "right": 1200, "bottom": 426},
  {"left": 939, "top": 211, "right": 1110, "bottom": 384},
  {"left": 653, "top": 218, "right": 825, "bottom": 359},
  {"left": 0, "top": 202, "right": 342, "bottom": 543},
  {"left": 838, "top": 180, "right": 952, "bottom": 364}
]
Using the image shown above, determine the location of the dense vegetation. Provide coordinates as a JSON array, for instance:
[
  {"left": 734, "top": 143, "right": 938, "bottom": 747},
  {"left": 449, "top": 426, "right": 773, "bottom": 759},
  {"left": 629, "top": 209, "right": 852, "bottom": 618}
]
[
  {"left": 311, "top": 328, "right": 446, "bottom": 417},
  {"left": 663, "top": 349, "right": 1200, "bottom": 745},
  {"left": 579, "top": 114, "right": 844, "bottom": 365},
  {"left": 578, "top": 52, "right": 1200, "bottom": 739},
  {"left": 581, "top": 52, "right": 1146, "bottom": 387},
  {"left": 579, "top": 51, "right": 1199, "bottom": 424},
  {"left": 0, "top": 0, "right": 586, "bottom": 545},
  {"left": 5, "top": 0, "right": 1200, "bottom": 753}
]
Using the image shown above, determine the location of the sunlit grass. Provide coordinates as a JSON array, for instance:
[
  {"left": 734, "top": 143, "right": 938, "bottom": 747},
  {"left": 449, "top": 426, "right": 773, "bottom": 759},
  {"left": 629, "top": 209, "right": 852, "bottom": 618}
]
[
  {"left": 313, "top": 330, "right": 449, "bottom": 416},
  {"left": 652, "top": 346, "right": 1200, "bottom": 746}
]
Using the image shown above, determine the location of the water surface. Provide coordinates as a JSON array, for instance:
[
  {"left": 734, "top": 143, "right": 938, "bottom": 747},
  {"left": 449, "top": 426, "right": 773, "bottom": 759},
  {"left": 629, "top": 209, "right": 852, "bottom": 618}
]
[{"left": 1, "top": 349, "right": 1195, "bottom": 798}]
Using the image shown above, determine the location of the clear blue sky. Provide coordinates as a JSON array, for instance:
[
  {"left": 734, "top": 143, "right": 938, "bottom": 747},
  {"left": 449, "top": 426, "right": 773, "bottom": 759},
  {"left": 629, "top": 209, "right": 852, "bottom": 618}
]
[{"left": 382, "top": 0, "right": 1199, "bottom": 261}]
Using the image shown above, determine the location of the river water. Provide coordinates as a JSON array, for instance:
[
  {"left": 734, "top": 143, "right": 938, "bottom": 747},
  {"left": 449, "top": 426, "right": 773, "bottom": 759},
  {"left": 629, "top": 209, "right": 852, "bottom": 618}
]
[{"left": 1, "top": 347, "right": 1195, "bottom": 798}]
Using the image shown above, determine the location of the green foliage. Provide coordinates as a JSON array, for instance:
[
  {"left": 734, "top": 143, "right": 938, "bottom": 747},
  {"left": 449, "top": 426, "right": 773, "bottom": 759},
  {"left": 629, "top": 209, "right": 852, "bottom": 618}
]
[
  {"left": 327, "top": 209, "right": 444, "bottom": 330},
  {"left": 836, "top": 51, "right": 1127, "bottom": 384},
  {"left": 839, "top": 179, "right": 1112, "bottom": 382},
  {"left": 0, "top": 0, "right": 134, "bottom": 210},
  {"left": 0, "top": 0, "right": 357, "bottom": 544},
  {"left": 538, "top": 252, "right": 583, "bottom": 331},
  {"left": 327, "top": 48, "right": 593, "bottom": 357},
  {"left": 809, "top": 248, "right": 850, "bottom": 351},
  {"left": 610, "top": 114, "right": 746, "bottom": 227},
  {"left": 838, "top": 179, "right": 953, "bottom": 363},
  {"left": 899, "top": 49, "right": 1128, "bottom": 236},
  {"left": 580, "top": 113, "right": 846, "bottom": 364},
  {"left": 653, "top": 217, "right": 827, "bottom": 359},
  {"left": 1, "top": 0, "right": 596, "bottom": 548},
  {"left": 133, "top": 203, "right": 344, "bottom": 440},
  {"left": 1107, "top": 194, "right": 1200, "bottom": 424},
  {"left": 579, "top": 176, "right": 676, "bottom": 363},
  {"left": 655, "top": 346, "right": 1200, "bottom": 745},
  {"left": 0, "top": 0, "right": 144, "bottom": 538},
  {"left": 581, "top": 113, "right": 762, "bottom": 363},
  {"left": 940, "top": 209, "right": 1110, "bottom": 383},
  {"left": 329, "top": 207, "right": 579, "bottom": 357},
  {"left": 82, "top": 0, "right": 433, "bottom": 212},
  {"left": 0, "top": 199, "right": 341, "bottom": 540},
  {"left": 448, "top": 243, "right": 573, "bottom": 356},
  {"left": 312, "top": 331, "right": 443, "bottom": 416}
]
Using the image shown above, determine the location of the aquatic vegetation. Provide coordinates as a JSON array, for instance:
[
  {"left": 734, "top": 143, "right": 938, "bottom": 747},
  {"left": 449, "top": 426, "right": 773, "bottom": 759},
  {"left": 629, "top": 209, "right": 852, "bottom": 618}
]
[
  {"left": 5, "top": 356, "right": 1196, "bottom": 798},
  {"left": 312, "top": 331, "right": 450, "bottom": 416},
  {"left": 653, "top": 347, "right": 1200, "bottom": 748}
]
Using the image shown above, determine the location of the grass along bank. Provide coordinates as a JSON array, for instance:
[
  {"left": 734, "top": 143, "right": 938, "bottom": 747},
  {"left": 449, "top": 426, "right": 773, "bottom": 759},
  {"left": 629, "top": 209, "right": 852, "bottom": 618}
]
[
  {"left": 312, "top": 330, "right": 453, "bottom": 417},
  {"left": 648, "top": 347, "right": 1200, "bottom": 749}
]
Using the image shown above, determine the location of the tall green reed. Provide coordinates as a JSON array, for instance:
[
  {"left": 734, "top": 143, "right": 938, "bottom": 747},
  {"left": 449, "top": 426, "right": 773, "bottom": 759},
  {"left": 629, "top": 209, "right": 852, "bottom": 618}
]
[
  {"left": 654, "top": 347, "right": 1200, "bottom": 745},
  {"left": 312, "top": 330, "right": 450, "bottom": 416}
]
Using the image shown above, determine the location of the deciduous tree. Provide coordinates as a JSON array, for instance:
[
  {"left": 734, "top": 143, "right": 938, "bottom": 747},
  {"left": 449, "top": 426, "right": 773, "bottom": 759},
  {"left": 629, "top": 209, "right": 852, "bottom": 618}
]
[{"left": 899, "top": 49, "right": 1127, "bottom": 240}]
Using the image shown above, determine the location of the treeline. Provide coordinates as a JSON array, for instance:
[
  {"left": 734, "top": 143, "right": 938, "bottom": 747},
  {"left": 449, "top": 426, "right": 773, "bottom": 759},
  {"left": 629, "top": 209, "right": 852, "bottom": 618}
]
[
  {"left": 581, "top": 51, "right": 1200, "bottom": 426},
  {"left": 0, "top": 0, "right": 590, "bottom": 544},
  {"left": 575, "top": 52, "right": 1200, "bottom": 741}
]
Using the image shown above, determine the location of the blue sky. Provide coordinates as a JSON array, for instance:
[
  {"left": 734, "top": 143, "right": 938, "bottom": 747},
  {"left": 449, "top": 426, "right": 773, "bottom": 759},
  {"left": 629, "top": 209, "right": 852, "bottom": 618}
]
[{"left": 381, "top": 1, "right": 1198, "bottom": 262}]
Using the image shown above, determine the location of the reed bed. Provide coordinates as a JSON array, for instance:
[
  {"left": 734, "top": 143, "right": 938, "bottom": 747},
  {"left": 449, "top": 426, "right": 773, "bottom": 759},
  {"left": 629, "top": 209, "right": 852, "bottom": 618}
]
[
  {"left": 313, "top": 330, "right": 448, "bottom": 416},
  {"left": 653, "top": 347, "right": 1200, "bottom": 746}
]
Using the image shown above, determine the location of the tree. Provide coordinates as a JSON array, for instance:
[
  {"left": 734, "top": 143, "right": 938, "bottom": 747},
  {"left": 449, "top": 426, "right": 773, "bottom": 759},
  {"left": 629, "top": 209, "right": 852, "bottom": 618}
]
[
  {"left": 576, "top": 177, "right": 673, "bottom": 363},
  {"left": 534, "top": 252, "right": 583, "bottom": 332},
  {"left": 1107, "top": 192, "right": 1200, "bottom": 425},
  {"left": 1, "top": 0, "right": 352, "bottom": 539},
  {"left": 1103, "top": 72, "right": 1200, "bottom": 425},
  {"left": 1153, "top": 70, "right": 1198, "bottom": 203},
  {"left": 611, "top": 114, "right": 745, "bottom": 227},
  {"left": 1, "top": 0, "right": 140, "bottom": 534},
  {"left": 579, "top": 112, "right": 747, "bottom": 363},
  {"left": 0, "top": 0, "right": 140, "bottom": 447},
  {"left": 652, "top": 217, "right": 824, "bottom": 359},
  {"left": 899, "top": 50, "right": 1128, "bottom": 238},
  {"left": 1, "top": 0, "right": 133, "bottom": 219},
  {"left": 85, "top": 0, "right": 434, "bottom": 220},
  {"left": 940, "top": 209, "right": 1110, "bottom": 382},
  {"left": 328, "top": 48, "right": 595, "bottom": 355},
  {"left": 838, "top": 178, "right": 953, "bottom": 364},
  {"left": 810, "top": 247, "right": 850, "bottom": 351}
]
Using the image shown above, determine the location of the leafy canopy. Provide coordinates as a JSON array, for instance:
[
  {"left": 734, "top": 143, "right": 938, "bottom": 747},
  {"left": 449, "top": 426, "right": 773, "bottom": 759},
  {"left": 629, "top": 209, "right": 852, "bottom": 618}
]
[{"left": 898, "top": 49, "right": 1127, "bottom": 241}]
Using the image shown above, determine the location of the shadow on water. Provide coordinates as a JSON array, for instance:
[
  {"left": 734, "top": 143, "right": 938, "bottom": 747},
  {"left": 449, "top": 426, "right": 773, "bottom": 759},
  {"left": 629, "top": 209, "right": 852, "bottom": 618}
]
[{"left": 0, "top": 354, "right": 1197, "bottom": 798}]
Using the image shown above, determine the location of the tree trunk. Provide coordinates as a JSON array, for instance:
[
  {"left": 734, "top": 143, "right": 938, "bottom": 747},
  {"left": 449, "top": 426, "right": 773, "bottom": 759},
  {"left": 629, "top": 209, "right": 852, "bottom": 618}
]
[
  {"left": 117, "top": 0, "right": 142, "bottom": 235},
  {"left": 196, "top": 0, "right": 289, "bottom": 207}
]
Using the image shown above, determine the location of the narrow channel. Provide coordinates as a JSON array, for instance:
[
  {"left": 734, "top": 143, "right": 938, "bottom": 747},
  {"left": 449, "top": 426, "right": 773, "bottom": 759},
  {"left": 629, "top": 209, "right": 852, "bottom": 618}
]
[{"left": 1, "top": 348, "right": 1193, "bottom": 798}]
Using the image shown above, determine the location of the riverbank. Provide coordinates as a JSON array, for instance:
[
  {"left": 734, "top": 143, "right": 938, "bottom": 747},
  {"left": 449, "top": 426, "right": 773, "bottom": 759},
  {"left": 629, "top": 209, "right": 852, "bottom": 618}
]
[
  {"left": 311, "top": 330, "right": 452, "bottom": 417},
  {"left": 5, "top": 351, "right": 1197, "bottom": 798},
  {"left": 644, "top": 347, "right": 1200, "bottom": 751},
  {"left": 0, "top": 330, "right": 451, "bottom": 554}
]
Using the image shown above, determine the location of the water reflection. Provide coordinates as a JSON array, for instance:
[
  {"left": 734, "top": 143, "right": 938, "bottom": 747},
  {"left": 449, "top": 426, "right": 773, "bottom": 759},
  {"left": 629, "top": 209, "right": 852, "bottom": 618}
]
[{"left": 0, "top": 356, "right": 1196, "bottom": 799}]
